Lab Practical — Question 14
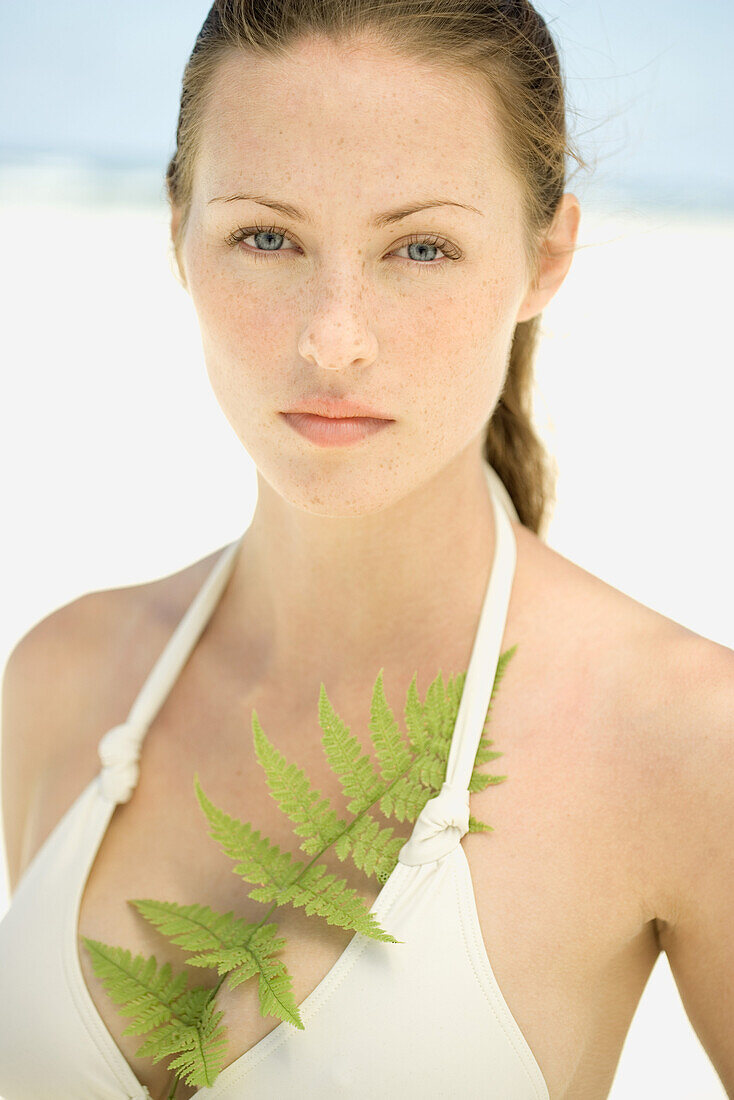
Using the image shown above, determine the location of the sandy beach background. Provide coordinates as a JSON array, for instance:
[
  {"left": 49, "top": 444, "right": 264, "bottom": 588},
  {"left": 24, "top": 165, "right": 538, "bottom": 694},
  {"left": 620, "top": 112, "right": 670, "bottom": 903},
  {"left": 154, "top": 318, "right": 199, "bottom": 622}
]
[{"left": 0, "top": 171, "right": 731, "bottom": 1096}]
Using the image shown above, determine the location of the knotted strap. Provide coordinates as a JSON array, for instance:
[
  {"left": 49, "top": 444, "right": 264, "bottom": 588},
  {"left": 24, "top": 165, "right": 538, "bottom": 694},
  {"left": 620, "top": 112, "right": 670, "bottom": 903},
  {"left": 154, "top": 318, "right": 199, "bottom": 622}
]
[
  {"left": 397, "top": 781, "right": 471, "bottom": 866},
  {"left": 395, "top": 460, "right": 517, "bottom": 868},
  {"left": 93, "top": 534, "right": 245, "bottom": 808},
  {"left": 98, "top": 721, "right": 146, "bottom": 804}
]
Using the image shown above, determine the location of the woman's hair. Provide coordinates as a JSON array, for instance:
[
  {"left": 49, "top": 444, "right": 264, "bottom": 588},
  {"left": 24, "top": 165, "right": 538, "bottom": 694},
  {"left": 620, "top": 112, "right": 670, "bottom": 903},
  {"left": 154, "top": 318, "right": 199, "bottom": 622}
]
[{"left": 166, "top": 0, "right": 588, "bottom": 538}]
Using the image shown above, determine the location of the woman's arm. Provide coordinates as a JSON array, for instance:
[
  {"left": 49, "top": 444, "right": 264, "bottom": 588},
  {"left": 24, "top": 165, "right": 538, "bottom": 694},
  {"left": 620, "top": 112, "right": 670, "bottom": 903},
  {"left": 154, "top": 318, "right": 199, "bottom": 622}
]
[{"left": 647, "top": 633, "right": 734, "bottom": 1096}]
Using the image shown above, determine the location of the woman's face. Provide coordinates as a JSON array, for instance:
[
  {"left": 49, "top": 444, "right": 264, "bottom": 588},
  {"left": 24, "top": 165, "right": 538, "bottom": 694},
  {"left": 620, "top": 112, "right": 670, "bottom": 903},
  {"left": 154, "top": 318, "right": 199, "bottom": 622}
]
[{"left": 174, "top": 34, "right": 537, "bottom": 516}]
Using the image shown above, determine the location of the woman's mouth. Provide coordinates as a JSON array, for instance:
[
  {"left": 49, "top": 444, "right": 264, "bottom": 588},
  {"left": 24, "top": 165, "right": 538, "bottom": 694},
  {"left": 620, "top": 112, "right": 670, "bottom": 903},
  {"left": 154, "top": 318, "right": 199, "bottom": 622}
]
[{"left": 280, "top": 411, "right": 394, "bottom": 447}]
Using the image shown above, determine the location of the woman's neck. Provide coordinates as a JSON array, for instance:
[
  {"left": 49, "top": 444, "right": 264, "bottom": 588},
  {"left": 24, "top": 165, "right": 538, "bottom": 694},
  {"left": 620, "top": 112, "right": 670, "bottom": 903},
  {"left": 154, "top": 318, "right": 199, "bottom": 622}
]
[{"left": 221, "top": 447, "right": 499, "bottom": 700}]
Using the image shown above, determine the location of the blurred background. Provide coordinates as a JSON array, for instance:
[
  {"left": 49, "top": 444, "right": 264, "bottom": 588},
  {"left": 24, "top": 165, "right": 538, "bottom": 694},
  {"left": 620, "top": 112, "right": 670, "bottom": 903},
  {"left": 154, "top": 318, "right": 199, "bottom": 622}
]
[{"left": 0, "top": 2, "right": 731, "bottom": 1096}]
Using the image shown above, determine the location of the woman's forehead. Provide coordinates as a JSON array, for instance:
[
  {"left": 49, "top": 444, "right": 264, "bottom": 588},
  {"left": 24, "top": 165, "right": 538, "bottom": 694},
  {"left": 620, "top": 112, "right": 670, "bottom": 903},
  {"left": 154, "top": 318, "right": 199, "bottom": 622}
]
[
  {"left": 199, "top": 41, "right": 503, "bottom": 161},
  {"left": 195, "top": 47, "right": 514, "bottom": 214}
]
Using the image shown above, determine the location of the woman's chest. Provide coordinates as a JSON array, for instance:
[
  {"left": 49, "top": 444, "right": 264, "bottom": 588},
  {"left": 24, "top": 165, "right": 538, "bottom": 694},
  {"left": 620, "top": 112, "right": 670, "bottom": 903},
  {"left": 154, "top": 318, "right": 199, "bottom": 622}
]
[{"left": 72, "top": 668, "right": 661, "bottom": 1100}]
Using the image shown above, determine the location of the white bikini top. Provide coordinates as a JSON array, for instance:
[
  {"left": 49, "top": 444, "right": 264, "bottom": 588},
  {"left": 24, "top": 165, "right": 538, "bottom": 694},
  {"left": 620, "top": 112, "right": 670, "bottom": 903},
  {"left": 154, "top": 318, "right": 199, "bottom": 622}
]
[{"left": 0, "top": 460, "right": 549, "bottom": 1099}]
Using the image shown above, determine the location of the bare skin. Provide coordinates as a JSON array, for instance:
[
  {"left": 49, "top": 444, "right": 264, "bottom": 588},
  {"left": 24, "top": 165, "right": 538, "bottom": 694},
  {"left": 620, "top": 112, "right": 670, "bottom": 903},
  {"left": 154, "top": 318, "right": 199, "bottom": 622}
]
[{"left": 10, "top": 524, "right": 693, "bottom": 1100}]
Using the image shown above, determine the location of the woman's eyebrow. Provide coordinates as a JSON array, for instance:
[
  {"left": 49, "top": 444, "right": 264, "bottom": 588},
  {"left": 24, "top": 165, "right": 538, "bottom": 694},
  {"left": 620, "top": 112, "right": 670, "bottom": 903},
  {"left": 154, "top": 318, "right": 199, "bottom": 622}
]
[{"left": 207, "top": 192, "right": 484, "bottom": 227}]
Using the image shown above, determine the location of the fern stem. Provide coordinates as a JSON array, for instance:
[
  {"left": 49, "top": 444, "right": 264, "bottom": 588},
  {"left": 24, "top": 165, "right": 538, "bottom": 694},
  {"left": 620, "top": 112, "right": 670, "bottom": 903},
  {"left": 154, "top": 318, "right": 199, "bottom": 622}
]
[{"left": 165, "top": 1066, "right": 179, "bottom": 1100}]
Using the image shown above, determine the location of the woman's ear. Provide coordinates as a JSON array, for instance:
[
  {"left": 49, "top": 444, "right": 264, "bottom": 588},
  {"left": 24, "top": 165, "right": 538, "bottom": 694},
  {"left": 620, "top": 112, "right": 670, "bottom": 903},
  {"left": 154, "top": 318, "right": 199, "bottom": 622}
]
[
  {"left": 516, "top": 192, "right": 581, "bottom": 323},
  {"left": 168, "top": 206, "right": 188, "bottom": 292}
]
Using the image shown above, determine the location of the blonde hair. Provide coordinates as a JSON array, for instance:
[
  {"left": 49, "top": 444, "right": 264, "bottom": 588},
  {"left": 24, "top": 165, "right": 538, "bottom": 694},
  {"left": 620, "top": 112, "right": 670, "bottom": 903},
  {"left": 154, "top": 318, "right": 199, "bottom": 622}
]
[{"left": 166, "top": 0, "right": 588, "bottom": 537}]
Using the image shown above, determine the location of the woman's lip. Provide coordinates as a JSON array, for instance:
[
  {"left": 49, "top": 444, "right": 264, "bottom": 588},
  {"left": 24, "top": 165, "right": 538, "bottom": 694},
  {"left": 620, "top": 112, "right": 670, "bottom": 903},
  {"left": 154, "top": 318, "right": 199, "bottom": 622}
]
[
  {"left": 283, "top": 398, "right": 393, "bottom": 419},
  {"left": 280, "top": 411, "right": 394, "bottom": 447},
  {"left": 286, "top": 413, "right": 393, "bottom": 419},
  {"left": 288, "top": 413, "right": 389, "bottom": 420}
]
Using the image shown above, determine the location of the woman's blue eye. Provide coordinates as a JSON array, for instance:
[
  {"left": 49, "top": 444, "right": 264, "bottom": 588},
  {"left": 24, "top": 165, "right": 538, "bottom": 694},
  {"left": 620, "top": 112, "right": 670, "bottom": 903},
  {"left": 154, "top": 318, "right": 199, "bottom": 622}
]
[{"left": 225, "top": 222, "right": 461, "bottom": 272}]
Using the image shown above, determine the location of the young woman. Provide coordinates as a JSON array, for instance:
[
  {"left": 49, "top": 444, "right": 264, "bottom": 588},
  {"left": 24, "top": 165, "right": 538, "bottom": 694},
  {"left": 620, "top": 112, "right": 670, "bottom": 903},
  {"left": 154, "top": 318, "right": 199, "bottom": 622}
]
[{"left": 1, "top": 3, "right": 732, "bottom": 1098}]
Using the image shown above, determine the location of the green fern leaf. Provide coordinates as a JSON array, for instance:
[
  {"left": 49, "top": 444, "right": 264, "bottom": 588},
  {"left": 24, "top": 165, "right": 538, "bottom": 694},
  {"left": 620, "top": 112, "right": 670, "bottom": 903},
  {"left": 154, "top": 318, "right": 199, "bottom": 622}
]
[
  {"left": 134, "top": 987, "right": 213, "bottom": 1056},
  {"left": 318, "top": 682, "right": 385, "bottom": 813},
  {"left": 368, "top": 669, "right": 413, "bottom": 782},
  {"left": 379, "top": 771, "right": 429, "bottom": 822},
  {"left": 194, "top": 776, "right": 398, "bottom": 942},
  {"left": 81, "top": 939, "right": 227, "bottom": 1087},
  {"left": 252, "top": 712, "right": 350, "bottom": 852},
  {"left": 250, "top": 952, "right": 305, "bottom": 1027},
  {"left": 129, "top": 898, "right": 262, "bottom": 958},
  {"left": 491, "top": 643, "right": 517, "bottom": 698},
  {"left": 344, "top": 813, "right": 400, "bottom": 877},
  {"left": 445, "top": 670, "right": 466, "bottom": 722},
  {"left": 468, "top": 770, "right": 509, "bottom": 793},
  {"left": 194, "top": 775, "right": 309, "bottom": 889},
  {"left": 127, "top": 898, "right": 300, "bottom": 1020},
  {"left": 404, "top": 675, "right": 429, "bottom": 754},
  {"left": 416, "top": 752, "right": 449, "bottom": 790},
  {"left": 422, "top": 671, "right": 452, "bottom": 746},
  {"left": 209, "top": 924, "right": 302, "bottom": 1026},
  {"left": 331, "top": 817, "right": 405, "bottom": 880},
  {"left": 473, "top": 737, "right": 505, "bottom": 767},
  {"left": 154, "top": 998, "right": 229, "bottom": 1088},
  {"left": 254, "top": 859, "right": 400, "bottom": 942}
]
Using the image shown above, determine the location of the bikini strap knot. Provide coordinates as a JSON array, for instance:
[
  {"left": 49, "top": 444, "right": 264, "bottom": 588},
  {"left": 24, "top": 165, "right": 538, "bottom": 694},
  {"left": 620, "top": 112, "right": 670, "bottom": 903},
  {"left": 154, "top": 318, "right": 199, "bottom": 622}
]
[
  {"left": 397, "top": 780, "right": 470, "bottom": 866},
  {"left": 97, "top": 720, "right": 146, "bottom": 805}
]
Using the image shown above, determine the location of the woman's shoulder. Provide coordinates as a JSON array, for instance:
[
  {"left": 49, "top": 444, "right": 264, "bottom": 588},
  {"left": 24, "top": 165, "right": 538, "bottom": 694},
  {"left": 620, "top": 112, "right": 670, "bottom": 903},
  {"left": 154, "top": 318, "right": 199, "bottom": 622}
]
[
  {"left": 5, "top": 542, "right": 226, "bottom": 712},
  {"left": 1, "top": 544, "right": 229, "bottom": 894},
  {"left": 512, "top": 518, "right": 717, "bottom": 663},
  {"left": 514, "top": 521, "right": 733, "bottom": 920},
  {"left": 513, "top": 519, "right": 729, "bottom": 716}
]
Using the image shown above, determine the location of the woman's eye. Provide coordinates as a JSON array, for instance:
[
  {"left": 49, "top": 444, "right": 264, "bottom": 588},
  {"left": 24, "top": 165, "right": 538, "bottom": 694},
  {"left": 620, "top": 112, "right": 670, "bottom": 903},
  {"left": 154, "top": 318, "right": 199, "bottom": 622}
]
[
  {"left": 224, "top": 223, "right": 461, "bottom": 271},
  {"left": 229, "top": 226, "right": 299, "bottom": 256}
]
